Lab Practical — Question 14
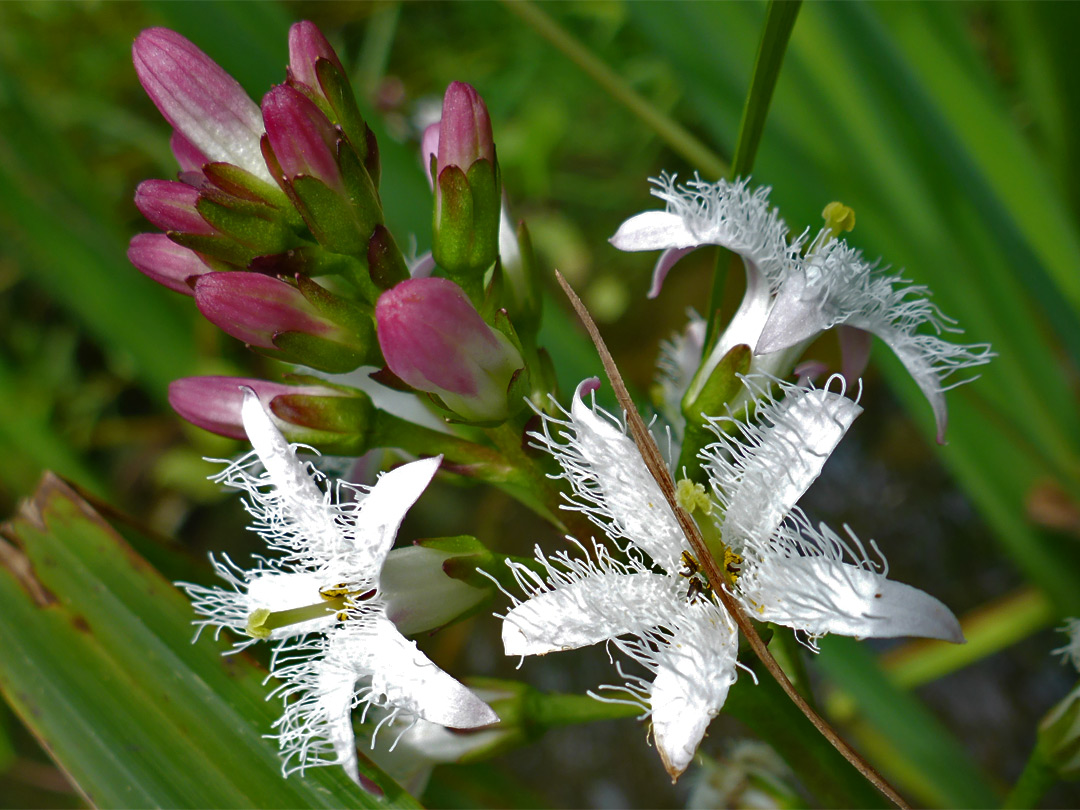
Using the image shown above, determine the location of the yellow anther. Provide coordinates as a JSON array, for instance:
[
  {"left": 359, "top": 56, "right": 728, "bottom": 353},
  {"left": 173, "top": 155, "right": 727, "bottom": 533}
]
[
  {"left": 319, "top": 583, "right": 356, "bottom": 600},
  {"left": 822, "top": 201, "right": 856, "bottom": 239},
  {"left": 675, "top": 478, "right": 712, "bottom": 516},
  {"left": 723, "top": 548, "right": 743, "bottom": 586}
]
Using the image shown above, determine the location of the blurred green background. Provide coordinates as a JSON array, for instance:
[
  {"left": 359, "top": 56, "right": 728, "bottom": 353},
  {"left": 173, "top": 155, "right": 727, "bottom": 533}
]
[{"left": 1, "top": 1, "right": 1079, "bottom": 807}]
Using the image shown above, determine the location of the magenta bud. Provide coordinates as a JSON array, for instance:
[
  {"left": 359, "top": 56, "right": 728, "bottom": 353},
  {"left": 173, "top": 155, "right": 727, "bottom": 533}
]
[
  {"left": 168, "top": 376, "right": 340, "bottom": 439},
  {"left": 436, "top": 82, "right": 494, "bottom": 173},
  {"left": 127, "top": 233, "right": 212, "bottom": 294},
  {"left": 421, "top": 121, "right": 440, "bottom": 188},
  {"left": 133, "top": 28, "right": 271, "bottom": 183},
  {"left": 287, "top": 21, "right": 345, "bottom": 96},
  {"left": 194, "top": 271, "right": 351, "bottom": 349},
  {"left": 262, "top": 84, "right": 343, "bottom": 192},
  {"left": 135, "top": 179, "right": 215, "bottom": 234},
  {"left": 376, "top": 277, "right": 523, "bottom": 422}
]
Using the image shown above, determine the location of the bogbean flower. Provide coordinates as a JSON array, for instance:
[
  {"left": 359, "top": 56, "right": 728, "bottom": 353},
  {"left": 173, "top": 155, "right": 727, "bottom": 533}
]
[
  {"left": 181, "top": 389, "right": 497, "bottom": 782},
  {"left": 497, "top": 377, "right": 961, "bottom": 779},
  {"left": 611, "top": 174, "right": 993, "bottom": 442},
  {"left": 1055, "top": 618, "right": 1080, "bottom": 672}
]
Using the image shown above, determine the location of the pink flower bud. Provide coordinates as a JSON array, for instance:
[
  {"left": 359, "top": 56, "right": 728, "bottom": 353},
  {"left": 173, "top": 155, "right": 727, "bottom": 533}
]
[
  {"left": 421, "top": 122, "right": 440, "bottom": 188},
  {"left": 168, "top": 376, "right": 340, "bottom": 439},
  {"left": 127, "top": 233, "right": 212, "bottom": 294},
  {"left": 134, "top": 179, "right": 215, "bottom": 234},
  {"left": 376, "top": 277, "right": 523, "bottom": 422},
  {"left": 262, "top": 85, "right": 343, "bottom": 192},
  {"left": 436, "top": 82, "right": 494, "bottom": 173},
  {"left": 194, "top": 272, "right": 349, "bottom": 349},
  {"left": 287, "top": 21, "right": 345, "bottom": 96},
  {"left": 133, "top": 28, "right": 271, "bottom": 183}
]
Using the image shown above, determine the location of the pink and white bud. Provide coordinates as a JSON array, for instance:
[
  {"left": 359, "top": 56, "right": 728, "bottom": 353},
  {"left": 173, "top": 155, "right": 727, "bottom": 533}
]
[
  {"left": 436, "top": 82, "right": 494, "bottom": 173},
  {"left": 194, "top": 271, "right": 350, "bottom": 349},
  {"left": 168, "top": 375, "right": 341, "bottom": 439},
  {"left": 287, "top": 21, "right": 345, "bottom": 96},
  {"left": 127, "top": 233, "right": 213, "bottom": 294},
  {"left": 262, "top": 85, "right": 343, "bottom": 192},
  {"left": 376, "top": 277, "right": 523, "bottom": 422},
  {"left": 421, "top": 121, "right": 440, "bottom": 188},
  {"left": 133, "top": 28, "right": 272, "bottom": 183},
  {"left": 134, "top": 179, "right": 215, "bottom": 234}
]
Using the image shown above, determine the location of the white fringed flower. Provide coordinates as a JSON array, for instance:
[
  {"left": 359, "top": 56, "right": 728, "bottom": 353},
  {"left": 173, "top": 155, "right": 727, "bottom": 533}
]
[
  {"left": 701, "top": 376, "right": 963, "bottom": 645},
  {"left": 498, "top": 376, "right": 963, "bottom": 779},
  {"left": 610, "top": 174, "right": 993, "bottom": 441},
  {"left": 181, "top": 389, "right": 497, "bottom": 782},
  {"left": 500, "top": 380, "right": 738, "bottom": 780}
]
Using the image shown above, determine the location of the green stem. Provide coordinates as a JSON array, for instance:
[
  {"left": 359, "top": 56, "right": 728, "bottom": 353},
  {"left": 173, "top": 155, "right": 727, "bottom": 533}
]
[
  {"left": 484, "top": 422, "right": 594, "bottom": 542},
  {"left": 1004, "top": 748, "right": 1058, "bottom": 809},
  {"left": 704, "top": 0, "right": 802, "bottom": 350},
  {"left": 500, "top": 0, "right": 728, "bottom": 179}
]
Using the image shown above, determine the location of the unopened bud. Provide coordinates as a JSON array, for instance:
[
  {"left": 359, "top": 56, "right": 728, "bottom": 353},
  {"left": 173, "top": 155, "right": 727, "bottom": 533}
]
[
  {"left": 127, "top": 233, "right": 213, "bottom": 294},
  {"left": 287, "top": 21, "right": 345, "bottom": 100},
  {"left": 133, "top": 27, "right": 271, "bottom": 183},
  {"left": 168, "top": 375, "right": 375, "bottom": 453},
  {"left": 135, "top": 179, "right": 215, "bottom": 234},
  {"left": 262, "top": 84, "right": 344, "bottom": 193},
  {"left": 431, "top": 82, "right": 500, "bottom": 281},
  {"left": 195, "top": 272, "right": 369, "bottom": 372},
  {"left": 376, "top": 278, "right": 523, "bottom": 422}
]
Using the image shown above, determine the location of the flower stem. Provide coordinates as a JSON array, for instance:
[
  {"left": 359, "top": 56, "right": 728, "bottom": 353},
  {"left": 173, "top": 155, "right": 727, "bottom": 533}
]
[
  {"left": 556, "top": 270, "right": 910, "bottom": 809},
  {"left": 500, "top": 0, "right": 728, "bottom": 179},
  {"left": 1003, "top": 748, "right": 1057, "bottom": 809},
  {"left": 704, "top": 0, "right": 802, "bottom": 350}
]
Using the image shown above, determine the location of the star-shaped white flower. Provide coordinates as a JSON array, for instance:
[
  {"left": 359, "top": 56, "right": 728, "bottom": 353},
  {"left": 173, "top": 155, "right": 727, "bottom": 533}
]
[
  {"left": 500, "top": 379, "right": 738, "bottom": 780},
  {"left": 498, "top": 377, "right": 962, "bottom": 779},
  {"left": 610, "top": 174, "right": 993, "bottom": 442},
  {"left": 701, "top": 376, "right": 964, "bottom": 645},
  {"left": 181, "top": 389, "right": 497, "bottom": 782}
]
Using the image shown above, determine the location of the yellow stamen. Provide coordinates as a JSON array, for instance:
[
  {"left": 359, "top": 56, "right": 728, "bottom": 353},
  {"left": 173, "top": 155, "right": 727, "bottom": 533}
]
[{"left": 822, "top": 201, "right": 856, "bottom": 240}]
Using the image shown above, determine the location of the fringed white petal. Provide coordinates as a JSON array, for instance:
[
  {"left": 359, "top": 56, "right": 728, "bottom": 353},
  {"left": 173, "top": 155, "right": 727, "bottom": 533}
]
[
  {"left": 530, "top": 381, "right": 685, "bottom": 573},
  {"left": 610, "top": 210, "right": 701, "bottom": 252},
  {"left": 351, "top": 456, "right": 441, "bottom": 573},
  {"left": 755, "top": 239, "right": 993, "bottom": 442},
  {"left": 502, "top": 561, "right": 676, "bottom": 656},
  {"left": 234, "top": 389, "right": 346, "bottom": 557},
  {"left": 269, "top": 634, "right": 359, "bottom": 779},
  {"left": 702, "top": 378, "right": 862, "bottom": 550},
  {"left": 638, "top": 601, "right": 738, "bottom": 780},
  {"left": 341, "top": 616, "right": 499, "bottom": 729},
  {"left": 736, "top": 518, "right": 963, "bottom": 644}
]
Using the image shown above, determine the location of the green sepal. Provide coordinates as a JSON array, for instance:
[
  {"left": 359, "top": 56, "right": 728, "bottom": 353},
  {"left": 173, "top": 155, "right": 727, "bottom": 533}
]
[
  {"left": 270, "top": 389, "right": 374, "bottom": 441},
  {"left": 167, "top": 231, "right": 255, "bottom": 267},
  {"left": 267, "top": 330, "right": 369, "bottom": 374},
  {"left": 338, "top": 140, "right": 383, "bottom": 233},
  {"left": 248, "top": 243, "right": 366, "bottom": 283},
  {"left": 195, "top": 197, "right": 295, "bottom": 254},
  {"left": 676, "top": 343, "right": 752, "bottom": 480},
  {"left": 295, "top": 274, "right": 377, "bottom": 348},
  {"left": 314, "top": 57, "right": 379, "bottom": 185},
  {"left": 289, "top": 175, "right": 367, "bottom": 256},
  {"left": 433, "top": 165, "right": 473, "bottom": 271},
  {"left": 367, "top": 224, "right": 410, "bottom": 290},
  {"left": 432, "top": 159, "right": 501, "bottom": 284},
  {"left": 202, "top": 162, "right": 298, "bottom": 222},
  {"left": 465, "top": 157, "right": 501, "bottom": 269}
]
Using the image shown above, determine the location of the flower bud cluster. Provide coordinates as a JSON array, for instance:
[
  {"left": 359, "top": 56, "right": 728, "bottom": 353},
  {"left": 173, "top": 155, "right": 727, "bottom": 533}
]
[{"left": 132, "top": 23, "right": 535, "bottom": 436}]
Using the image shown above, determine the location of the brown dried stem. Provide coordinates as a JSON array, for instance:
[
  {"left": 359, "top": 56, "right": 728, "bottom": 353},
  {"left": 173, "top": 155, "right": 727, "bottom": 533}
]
[{"left": 555, "top": 271, "right": 909, "bottom": 809}]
